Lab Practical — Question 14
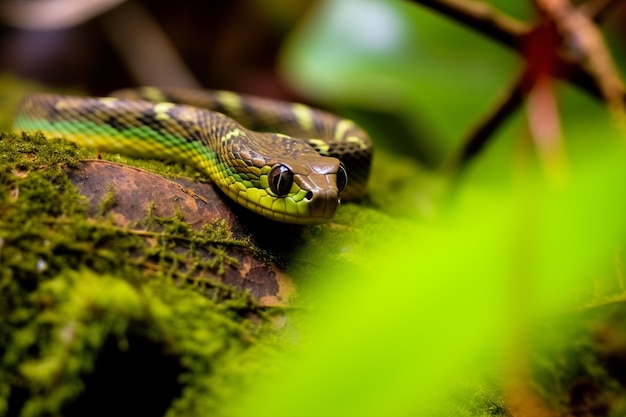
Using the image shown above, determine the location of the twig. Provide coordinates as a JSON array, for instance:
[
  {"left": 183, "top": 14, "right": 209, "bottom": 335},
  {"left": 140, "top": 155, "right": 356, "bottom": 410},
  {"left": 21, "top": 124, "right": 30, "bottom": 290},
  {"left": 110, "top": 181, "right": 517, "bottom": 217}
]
[
  {"left": 446, "top": 73, "right": 527, "bottom": 170},
  {"left": 409, "top": 0, "right": 530, "bottom": 52},
  {"left": 99, "top": 1, "right": 200, "bottom": 87},
  {"left": 412, "top": 0, "right": 622, "bottom": 105},
  {"left": 411, "top": 0, "right": 626, "bottom": 171},
  {"left": 123, "top": 227, "right": 249, "bottom": 247},
  {"left": 579, "top": 0, "right": 626, "bottom": 23},
  {"left": 535, "top": 0, "right": 626, "bottom": 115}
]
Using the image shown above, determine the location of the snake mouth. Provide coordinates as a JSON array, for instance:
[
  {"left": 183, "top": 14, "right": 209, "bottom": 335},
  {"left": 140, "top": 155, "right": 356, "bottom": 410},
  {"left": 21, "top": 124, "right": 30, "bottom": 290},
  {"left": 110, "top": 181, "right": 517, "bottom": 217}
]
[{"left": 230, "top": 187, "right": 337, "bottom": 225}]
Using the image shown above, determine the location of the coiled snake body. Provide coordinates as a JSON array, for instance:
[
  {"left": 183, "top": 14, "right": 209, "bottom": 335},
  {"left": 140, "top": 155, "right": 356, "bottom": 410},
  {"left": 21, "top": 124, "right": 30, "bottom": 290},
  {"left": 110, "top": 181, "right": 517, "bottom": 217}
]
[{"left": 13, "top": 87, "right": 372, "bottom": 225}]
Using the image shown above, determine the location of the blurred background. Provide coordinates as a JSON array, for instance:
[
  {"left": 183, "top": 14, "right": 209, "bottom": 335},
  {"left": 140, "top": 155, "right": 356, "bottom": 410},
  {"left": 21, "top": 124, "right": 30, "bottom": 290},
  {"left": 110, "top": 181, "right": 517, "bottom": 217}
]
[
  {"left": 4, "top": 1, "right": 626, "bottom": 415},
  {"left": 0, "top": 0, "right": 540, "bottom": 166},
  {"left": 0, "top": 0, "right": 304, "bottom": 96},
  {"left": 1, "top": 0, "right": 625, "bottom": 168}
]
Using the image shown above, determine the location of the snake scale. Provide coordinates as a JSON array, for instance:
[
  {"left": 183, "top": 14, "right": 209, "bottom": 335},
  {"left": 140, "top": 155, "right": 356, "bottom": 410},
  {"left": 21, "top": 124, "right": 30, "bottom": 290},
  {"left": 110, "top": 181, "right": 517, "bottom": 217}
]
[{"left": 13, "top": 87, "right": 372, "bottom": 225}]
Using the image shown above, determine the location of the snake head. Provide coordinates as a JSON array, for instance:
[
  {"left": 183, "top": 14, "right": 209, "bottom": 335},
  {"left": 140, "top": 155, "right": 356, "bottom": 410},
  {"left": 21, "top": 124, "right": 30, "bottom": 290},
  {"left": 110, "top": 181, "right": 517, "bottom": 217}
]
[
  {"left": 261, "top": 156, "right": 347, "bottom": 224},
  {"left": 224, "top": 132, "right": 349, "bottom": 224}
]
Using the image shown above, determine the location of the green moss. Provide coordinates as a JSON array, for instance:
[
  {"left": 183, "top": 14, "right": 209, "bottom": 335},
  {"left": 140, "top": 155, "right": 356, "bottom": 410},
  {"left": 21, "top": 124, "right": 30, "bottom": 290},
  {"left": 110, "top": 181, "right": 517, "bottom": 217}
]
[
  {"left": 95, "top": 185, "right": 117, "bottom": 217},
  {"left": 528, "top": 303, "right": 626, "bottom": 416},
  {"left": 0, "top": 128, "right": 276, "bottom": 416}
]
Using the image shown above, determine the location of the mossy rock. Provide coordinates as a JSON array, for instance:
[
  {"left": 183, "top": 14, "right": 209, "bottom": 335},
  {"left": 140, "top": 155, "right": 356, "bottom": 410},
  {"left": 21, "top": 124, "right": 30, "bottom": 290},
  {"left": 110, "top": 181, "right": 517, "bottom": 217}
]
[
  {"left": 0, "top": 75, "right": 442, "bottom": 416},
  {"left": 0, "top": 130, "right": 296, "bottom": 416}
]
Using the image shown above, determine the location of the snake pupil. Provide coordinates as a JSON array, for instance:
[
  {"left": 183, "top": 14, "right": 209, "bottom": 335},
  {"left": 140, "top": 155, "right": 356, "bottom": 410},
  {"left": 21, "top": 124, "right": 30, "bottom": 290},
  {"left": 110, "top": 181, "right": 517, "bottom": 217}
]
[
  {"left": 269, "top": 164, "right": 293, "bottom": 196},
  {"left": 337, "top": 164, "right": 348, "bottom": 194}
]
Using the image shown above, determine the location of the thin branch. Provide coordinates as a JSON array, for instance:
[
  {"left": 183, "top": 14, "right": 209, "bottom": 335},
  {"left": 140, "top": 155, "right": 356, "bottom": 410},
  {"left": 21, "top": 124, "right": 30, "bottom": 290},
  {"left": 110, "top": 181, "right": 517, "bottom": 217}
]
[
  {"left": 579, "top": 0, "right": 626, "bottom": 23},
  {"left": 411, "top": 0, "right": 626, "bottom": 172},
  {"left": 409, "top": 0, "right": 530, "bottom": 52},
  {"left": 445, "top": 73, "right": 527, "bottom": 171},
  {"left": 535, "top": 0, "right": 626, "bottom": 114},
  {"left": 411, "top": 0, "right": 624, "bottom": 106},
  {"left": 100, "top": 1, "right": 200, "bottom": 88}
]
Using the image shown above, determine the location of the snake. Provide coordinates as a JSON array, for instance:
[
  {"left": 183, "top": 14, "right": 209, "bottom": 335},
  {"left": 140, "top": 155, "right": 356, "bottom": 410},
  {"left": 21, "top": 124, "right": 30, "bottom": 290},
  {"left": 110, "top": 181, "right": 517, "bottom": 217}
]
[{"left": 12, "top": 87, "right": 372, "bottom": 225}]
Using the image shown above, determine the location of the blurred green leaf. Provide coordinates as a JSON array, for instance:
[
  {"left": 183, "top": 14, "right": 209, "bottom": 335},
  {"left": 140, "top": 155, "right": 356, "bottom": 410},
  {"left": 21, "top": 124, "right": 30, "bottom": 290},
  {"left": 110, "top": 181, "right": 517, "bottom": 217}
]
[
  {"left": 231, "top": 3, "right": 626, "bottom": 413},
  {"left": 230, "top": 121, "right": 626, "bottom": 415}
]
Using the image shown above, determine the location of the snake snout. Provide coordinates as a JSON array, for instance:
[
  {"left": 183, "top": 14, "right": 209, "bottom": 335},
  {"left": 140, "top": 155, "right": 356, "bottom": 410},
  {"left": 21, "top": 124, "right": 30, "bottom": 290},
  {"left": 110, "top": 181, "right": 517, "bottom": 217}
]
[
  {"left": 296, "top": 171, "right": 340, "bottom": 220},
  {"left": 308, "top": 188, "right": 339, "bottom": 220}
]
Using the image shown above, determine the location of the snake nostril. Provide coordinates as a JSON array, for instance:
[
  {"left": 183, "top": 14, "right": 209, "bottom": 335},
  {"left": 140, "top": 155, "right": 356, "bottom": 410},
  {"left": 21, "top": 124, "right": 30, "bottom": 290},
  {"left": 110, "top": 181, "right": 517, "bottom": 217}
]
[{"left": 305, "top": 191, "right": 313, "bottom": 200}]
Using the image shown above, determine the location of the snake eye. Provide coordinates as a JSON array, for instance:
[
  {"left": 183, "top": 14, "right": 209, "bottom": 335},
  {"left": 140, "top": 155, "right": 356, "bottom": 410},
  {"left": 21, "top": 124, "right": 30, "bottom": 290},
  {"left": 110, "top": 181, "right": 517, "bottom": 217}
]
[
  {"left": 337, "top": 164, "right": 348, "bottom": 193},
  {"left": 268, "top": 164, "right": 293, "bottom": 196}
]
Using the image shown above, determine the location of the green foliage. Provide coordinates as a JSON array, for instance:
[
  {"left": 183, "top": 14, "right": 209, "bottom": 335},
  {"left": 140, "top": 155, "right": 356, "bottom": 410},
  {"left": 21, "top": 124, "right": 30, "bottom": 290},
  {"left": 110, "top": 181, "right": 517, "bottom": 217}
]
[
  {"left": 221, "top": 1, "right": 626, "bottom": 416},
  {"left": 230, "top": 134, "right": 626, "bottom": 415}
]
